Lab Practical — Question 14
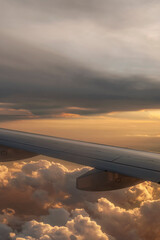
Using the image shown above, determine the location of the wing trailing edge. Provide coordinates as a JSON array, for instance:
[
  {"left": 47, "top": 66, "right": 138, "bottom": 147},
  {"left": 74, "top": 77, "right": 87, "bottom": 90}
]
[{"left": 0, "top": 128, "right": 160, "bottom": 190}]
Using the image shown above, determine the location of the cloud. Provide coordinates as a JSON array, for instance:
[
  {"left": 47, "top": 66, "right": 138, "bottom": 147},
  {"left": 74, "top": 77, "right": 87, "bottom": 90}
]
[
  {"left": 86, "top": 197, "right": 160, "bottom": 240},
  {"left": 1, "top": 32, "right": 160, "bottom": 121},
  {"left": 0, "top": 223, "right": 12, "bottom": 240},
  {"left": 0, "top": 160, "right": 158, "bottom": 239},
  {"left": 1, "top": 1, "right": 160, "bottom": 121},
  {"left": 12, "top": 215, "right": 110, "bottom": 240},
  {"left": 1, "top": 0, "right": 160, "bottom": 29}
]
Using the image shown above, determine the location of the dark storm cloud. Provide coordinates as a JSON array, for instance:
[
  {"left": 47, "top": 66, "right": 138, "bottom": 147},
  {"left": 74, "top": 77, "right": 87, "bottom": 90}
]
[
  {"left": 0, "top": 32, "right": 160, "bottom": 121},
  {"left": 1, "top": 0, "right": 160, "bottom": 121}
]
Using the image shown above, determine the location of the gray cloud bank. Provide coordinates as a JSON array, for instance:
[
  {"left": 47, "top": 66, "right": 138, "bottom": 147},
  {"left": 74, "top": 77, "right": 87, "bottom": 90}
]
[
  {"left": 0, "top": 160, "right": 159, "bottom": 239},
  {"left": 1, "top": 0, "right": 160, "bottom": 120}
]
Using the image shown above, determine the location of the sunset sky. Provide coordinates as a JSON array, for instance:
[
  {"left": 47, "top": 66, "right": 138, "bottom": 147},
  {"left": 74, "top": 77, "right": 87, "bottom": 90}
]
[
  {"left": 1, "top": 1, "right": 160, "bottom": 240},
  {"left": 1, "top": 1, "right": 160, "bottom": 153}
]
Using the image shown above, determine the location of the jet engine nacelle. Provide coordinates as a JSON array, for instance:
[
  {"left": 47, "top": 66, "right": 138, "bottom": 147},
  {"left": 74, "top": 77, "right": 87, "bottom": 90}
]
[
  {"left": 0, "top": 145, "right": 37, "bottom": 162},
  {"left": 76, "top": 169, "right": 143, "bottom": 191}
]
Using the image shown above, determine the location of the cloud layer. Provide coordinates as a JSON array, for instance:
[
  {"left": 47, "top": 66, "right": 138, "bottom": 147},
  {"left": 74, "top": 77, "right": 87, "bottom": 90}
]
[
  {"left": 1, "top": 0, "right": 160, "bottom": 120},
  {"left": 0, "top": 160, "right": 159, "bottom": 239}
]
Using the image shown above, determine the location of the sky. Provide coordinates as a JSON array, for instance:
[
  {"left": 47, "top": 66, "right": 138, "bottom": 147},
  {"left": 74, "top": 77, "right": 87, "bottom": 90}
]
[
  {"left": 1, "top": 0, "right": 160, "bottom": 239},
  {"left": 1, "top": 0, "right": 160, "bottom": 149}
]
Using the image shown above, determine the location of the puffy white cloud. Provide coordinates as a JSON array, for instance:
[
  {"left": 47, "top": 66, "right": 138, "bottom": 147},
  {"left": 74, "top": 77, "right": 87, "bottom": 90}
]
[
  {"left": 0, "top": 160, "right": 158, "bottom": 239},
  {"left": 66, "top": 214, "right": 109, "bottom": 240},
  {"left": 11, "top": 215, "right": 109, "bottom": 240},
  {"left": 86, "top": 197, "right": 160, "bottom": 240}
]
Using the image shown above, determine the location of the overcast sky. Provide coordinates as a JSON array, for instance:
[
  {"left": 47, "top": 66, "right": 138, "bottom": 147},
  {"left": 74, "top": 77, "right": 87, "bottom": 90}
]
[{"left": 1, "top": 0, "right": 160, "bottom": 120}]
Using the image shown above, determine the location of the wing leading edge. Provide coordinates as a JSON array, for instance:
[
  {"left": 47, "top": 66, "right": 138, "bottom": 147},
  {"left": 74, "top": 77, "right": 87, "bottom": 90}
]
[{"left": 0, "top": 128, "right": 160, "bottom": 184}]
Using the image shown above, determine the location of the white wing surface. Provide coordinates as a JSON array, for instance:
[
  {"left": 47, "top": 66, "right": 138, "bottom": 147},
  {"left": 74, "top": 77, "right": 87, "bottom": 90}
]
[{"left": 0, "top": 128, "right": 160, "bottom": 185}]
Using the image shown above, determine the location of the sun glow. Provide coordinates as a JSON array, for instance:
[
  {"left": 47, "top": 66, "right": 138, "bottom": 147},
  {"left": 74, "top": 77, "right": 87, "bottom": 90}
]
[{"left": 1, "top": 109, "right": 160, "bottom": 153}]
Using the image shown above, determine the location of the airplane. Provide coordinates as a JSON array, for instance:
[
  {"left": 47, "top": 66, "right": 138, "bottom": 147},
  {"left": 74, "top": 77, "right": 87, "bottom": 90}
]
[{"left": 0, "top": 128, "right": 159, "bottom": 191}]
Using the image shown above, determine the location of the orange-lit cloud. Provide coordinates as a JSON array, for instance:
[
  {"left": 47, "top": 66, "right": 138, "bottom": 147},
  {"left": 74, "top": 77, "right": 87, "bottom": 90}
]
[
  {"left": 107, "top": 109, "right": 160, "bottom": 121},
  {"left": 0, "top": 160, "right": 158, "bottom": 239},
  {"left": 67, "top": 107, "right": 94, "bottom": 111},
  {"left": 0, "top": 108, "right": 34, "bottom": 117},
  {"left": 55, "top": 113, "right": 81, "bottom": 118}
]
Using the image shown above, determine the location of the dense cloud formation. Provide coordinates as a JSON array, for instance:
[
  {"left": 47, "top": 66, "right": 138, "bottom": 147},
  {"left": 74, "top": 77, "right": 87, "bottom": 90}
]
[
  {"left": 0, "top": 160, "right": 159, "bottom": 239},
  {"left": 1, "top": 0, "right": 160, "bottom": 120}
]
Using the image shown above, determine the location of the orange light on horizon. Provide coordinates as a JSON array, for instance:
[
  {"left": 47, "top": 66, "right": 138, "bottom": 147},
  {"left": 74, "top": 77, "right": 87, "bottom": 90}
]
[{"left": 1, "top": 108, "right": 160, "bottom": 152}]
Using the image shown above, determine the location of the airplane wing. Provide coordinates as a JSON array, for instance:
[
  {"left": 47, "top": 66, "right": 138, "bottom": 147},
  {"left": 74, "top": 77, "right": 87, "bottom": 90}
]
[{"left": 0, "top": 128, "right": 160, "bottom": 191}]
